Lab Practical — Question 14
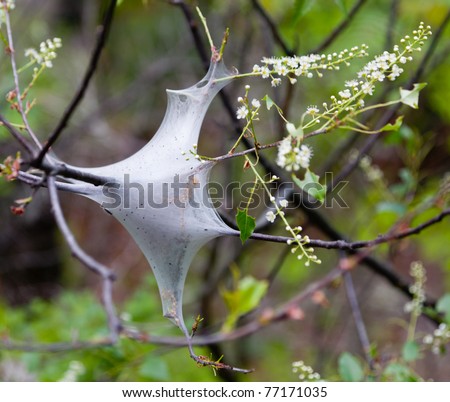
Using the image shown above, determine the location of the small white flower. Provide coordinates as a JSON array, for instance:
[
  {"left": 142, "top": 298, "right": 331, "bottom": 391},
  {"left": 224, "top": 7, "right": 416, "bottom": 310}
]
[
  {"left": 252, "top": 64, "right": 260, "bottom": 73},
  {"left": 279, "top": 199, "right": 288, "bottom": 208},
  {"left": 306, "top": 105, "right": 319, "bottom": 115},
  {"left": 260, "top": 66, "right": 270, "bottom": 79},
  {"left": 388, "top": 64, "right": 403, "bottom": 81},
  {"left": 271, "top": 78, "right": 281, "bottom": 87},
  {"left": 361, "top": 81, "right": 374, "bottom": 95},
  {"left": 236, "top": 106, "right": 248, "bottom": 120},
  {"left": 338, "top": 89, "right": 351, "bottom": 99},
  {"left": 345, "top": 80, "right": 359, "bottom": 88},
  {"left": 265, "top": 210, "right": 276, "bottom": 223},
  {"left": 371, "top": 70, "right": 385, "bottom": 81},
  {"left": 251, "top": 98, "right": 261, "bottom": 108},
  {"left": 297, "top": 144, "right": 313, "bottom": 169}
]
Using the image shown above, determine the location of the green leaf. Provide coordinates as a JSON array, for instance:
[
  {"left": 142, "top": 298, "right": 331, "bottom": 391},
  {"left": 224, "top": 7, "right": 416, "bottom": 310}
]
[
  {"left": 379, "top": 116, "right": 403, "bottom": 132},
  {"left": 402, "top": 341, "right": 420, "bottom": 362},
  {"left": 236, "top": 208, "right": 256, "bottom": 244},
  {"left": 436, "top": 293, "right": 450, "bottom": 324},
  {"left": 292, "top": 170, "right": 326, "bottom": 204},
  {"left": 338, "top": 352, "right": 364, "bottom": 382},
  {"left": 222, "top": 275, "right": 268, "bottom": 332},
  {"left": 139, "top": 356, "right": 170, "bottom": 381},
  {"left": 286, "top": 122, "right": 304, "bottom": 140},
  {"left": 399, "top": 83, "right": 427, "bottom": 109},
  {"left": 383, "top": 362, "right": 418, "bottom": 382},
  {"left": 263, "top": 94, "right": 275, "bottom": 110},
  {"left": 376, "top": 201, "right": 407, "bottom": 216}
]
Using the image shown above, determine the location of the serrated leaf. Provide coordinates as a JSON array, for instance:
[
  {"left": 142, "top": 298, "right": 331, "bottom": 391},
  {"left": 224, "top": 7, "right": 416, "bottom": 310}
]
[
  {"left": 379, "top": 116, "right": 403, "bottom": 132},
  {"left": 292, "top": 170, "right": 326, "bottom": 204},
  {"left": 222, "top": 275, "right": 268, "bottom": 332},
  {"left": 338, "top": 352, "right": 364, "bottom": 382},
  {"left": 436, "top": 293, "right": 450, "bottom": 324},
  {"left": 399, "top": 83, "right": 427, "bottom": 109},
  {"left": 236, "top": 208, "right": 256, "bottom": 244},
  {"left": 263, "top": 94, "right": 275, "bottom": 110},
  {"left": 402, "top": 340, "right": 420, "bottom": 362}
]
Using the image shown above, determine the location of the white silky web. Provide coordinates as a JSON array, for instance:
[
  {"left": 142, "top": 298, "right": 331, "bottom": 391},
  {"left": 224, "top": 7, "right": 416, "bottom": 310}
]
[{"left": 68, "top": 60, "right": 238, "bottom": 335}]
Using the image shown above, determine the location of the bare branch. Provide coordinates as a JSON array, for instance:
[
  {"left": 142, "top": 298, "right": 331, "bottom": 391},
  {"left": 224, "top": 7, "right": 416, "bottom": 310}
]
[
  {"left": 344, "top": 270, "right": 374, "bottom": 368},
  {"left": 47, "top": 175, "right": 121, "bottom": 342},
  {"left": 385, "top": 0, "right": 400, "bottom": 50},
  {"left": 250, "top": 0, "right": 294, "bottom": 56},
  {"left": 247, "top": 208, "right": 450, "bottom": 251},
  {"left": 3, "top": 2, "right": 41, "bottom": 149},
  {"left": 169, "top": 0, "right": 210, "bottom": 71},
  {"left": 36, "top": 0, "right": 118, "bottom": 164},
  {"left": 0, "top": 114, "right": 35, "bottom": 156}
]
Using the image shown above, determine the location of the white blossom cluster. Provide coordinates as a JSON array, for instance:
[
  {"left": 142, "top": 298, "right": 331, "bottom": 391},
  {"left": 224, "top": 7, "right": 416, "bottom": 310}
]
[
  {"left": 287, "top": 225, "right": 320, "bottom": 266},
  {"left": 235, "top": 84, "right": 261, "bottom": 121},
  {"left": 25, "top": 37, "right": 62, "bottom": 68},
  {"left": 276, "top": 136, "right": 313, "bottom": 172},
  {"left": 252, "top": 45, "right": 369, "bottom": 87},
  {"left": 323, "top": 23, "right": 431, "bottom": 113},
  {"left": 423, "top": 323, "right": 450, "bottom": 355},
  {"left": 404, "top": 261, "right": 426, "bottom": 316},
  {"left": 292, "top": 360, "right": 321, "bottom": 381}
]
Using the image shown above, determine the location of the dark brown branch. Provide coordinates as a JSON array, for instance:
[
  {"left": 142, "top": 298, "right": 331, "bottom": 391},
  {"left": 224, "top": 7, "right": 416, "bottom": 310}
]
[
  {"left": 385, "top": 0, "right": 400, "bottom": 50},
  {"left": 169, "top": 0, "right": 210, "bottom": 70},
  {"left": 310, "top": 0, "right": 368, "bottom": 54},
  {"left": 35, "top": 0, "right": 118, "bottom": 164},
  {"left": 0, "top": 114, "right": 36, "bottom": 156},
  {"left": 47, "top": 175, "right": 121, "bottom": 342},
  {"left": 250, "top": 0, "right": 294, "bottom": 56},
  {"left": 247, "top": 208, "right": 449, "bottom": 251}
]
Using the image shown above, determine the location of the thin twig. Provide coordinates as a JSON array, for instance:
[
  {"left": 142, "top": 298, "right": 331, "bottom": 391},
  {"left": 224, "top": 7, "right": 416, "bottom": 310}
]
[
  {"left": 36, "top": 0, "right": 118, "bottom": 164},
  {"left": 0, "top": 114, "right": 35, "bottom": 156},
  {"left": 385, "top": 0, "right": 400, "bottom": 50},
  {"left": 0, "top": 268, "right": 342, "bottom": 353},
  {"left": 171, "top": 0, "right": 279, "bottom": 175},
  {"left": 169, "top": 0, "right": 209, "bottom": 70},
  {"left": 47, "top": 175, "right": 121, "bottom": 342},
  {"left": 3, "top": 2, "right": 41, "bottom": 149},
  {"left": 247, "top": 208, "right": 449, "bottom": 250},
  {"left": 343, "top": 270, "right": 373, "bottom": 368},
  {"left": 250, "top": 0, "right": 294, "bottom": 56},
  {"left": 331, "top": 9, "right": 450, "bottom": 188},
  {"left": 310, "top": 0, "right": 368, "bottom": 54}
]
